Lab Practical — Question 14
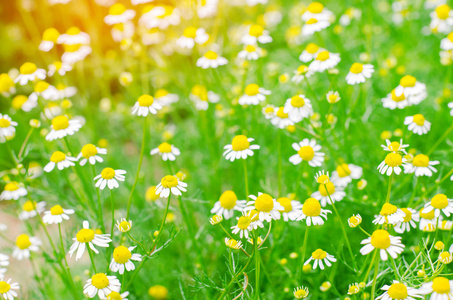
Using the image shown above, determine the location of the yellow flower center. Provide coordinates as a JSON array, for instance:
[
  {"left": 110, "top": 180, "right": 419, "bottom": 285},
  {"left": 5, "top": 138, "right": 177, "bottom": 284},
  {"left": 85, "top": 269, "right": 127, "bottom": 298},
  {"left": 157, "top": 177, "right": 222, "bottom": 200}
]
[
  {"left": 431, "top": 194, "right": 449, "bottom": 209},
  {"left": 348, "top": 285, "right": 359, "bottom": 294},
  {"left": 237, "top": 216, "right": 251, "bottom": 230},
  {"left": 113, "top": 246, "right": 132, "bottom": 264},
  {"left": 0, "top": 281, "right": 11, "bottom": 294},
  {"left": 67, "top": 26, "right": 81, "bottom": 35},
  {"left": 420, "top": 208, "right": 435, "bottom": 220},
  {"left": 81, "top": 144, "right": 98, "bottom": 158},
  {"left": 50, "top": 151, "right": 67, "bottom": 163},
  {"left": 254, "top": 193, "right": 274, "bottom": 212},
  {"left": 388, "top": 141, "right": 401, "bottom": 152},
  {"left": 311, "top": 248, "right": 327, "bottom": 260},
  {"left": 370, "top": 230, "right": 391, "bottom": 249},
  {"left": 290, "top": 95, "right": 305, "bottom": 107},
  {"left": 12, "top": 95, "right": 28, "bottom": 110},
  {"left": 138, "top": 94, "right": 154, "bottom": 106},
  {"left": 307, "top": 2, "right": 324, "bottom": 13},
  {"left": 391, "top": 89, "right": 406, "bottom": 102},
  {"left": 51, "top": 115, "right": 70, "bottom": 130},
  {"left": 76, "top": 228, "right": 95, "bottom": 243},
  {"left": 155, "top": 89, "right": 169, "bottom": 98},
  {"left": 118, "top": 221, "right": 131, "bottom": 232},
  {"left": 20, "top": 62, "right": 37, "bottom": 75},
  {"left": 231, "top": 135, "right": 250, "bottom": 151},
  {"left": 401, "top": 208, "right": 412, "bottom": 222},
  {"left": 317, "top": 174, "right": 330, "bottom": 184},
  {"left": 306, "top": 43, "right": 319, "bottom": 54},
  {"left": 298, "top": 146, "right": 315, "bottom": 161},
  {"left": 400, "top": 75, "right": 416, "bottom": 87},
  {"left": 380, "top": 203, "right": 398, "bottom": 216},
  {"left": 349, "top": 216, "right": 361, "bottom": 226},
  {"left": 440, "top": 252, "right": 451, "bottom": 262},
  {"left": 50, "top": 205, "right": 64, "bottom": 215},
  {"left": 145, "top": 186, "right": 159, "bottom": 201},
  {"left": 350, "top": 63, "right": 363, "bottom": 74},
  {"left": 34, "top": 81, "right": 49, "bottom": 93},
  {"left": 319, "top": 182, "right": 335, "bottom": 197},
  {"left": 4, "top": 182, "right": 19, "bottom": 191},
  {"left": 245, "top": 44, "right": 256, "bottom": 52},
  {"left": 225, "top": 238, "right": 240, "bottom": 249},
  {"left": 249, "top": 24, "right": 264, "bottom": 37},
  {"left": 219, "top": 191, "right": 238, "bottom": 209},
  {"left": 336, "top": 164, "right": 351, "bottom": 177},
  {"left": 306, "top": 18, "right": 318, "bottom": 24},
  {"left": 276, "top": 107, "right": 289, "bottom": 118},
  {"left": 244, "top": 84, "right": 260, "bottom": 96},
  {"left": 64, "top": 44, "right": 82, "bottom": 52},
  {"left": 16, "top": 234, "right": 32, "bottom": 250},
  {"left": 109, "top": 3, "right": 126, "bottom": 15},
  {"left": 384, "top": 153, "right": 402, "bottom": 167},
  {"left": 412, "top": 114, "right": 425, "bottom": 126},
  {"left": 43, "top": 28, "right": 59, "bottom": 42},
  {"left": 0, "top": 118, "right": 11, "bottom": 128},
  {"left": 432, "top": 277, "right": 450, "bottom": 294},
  {"left": 91, "top": 273, "right": 110, "bottom": 289},
  {"left": 412, "top": 154, "right": 429, "bottom": 167},
  {"left": 204, "top": 50, "right": 218, "bottom": 60},
  {"left": 294, "top": 289, "right": 308, "bottom": 298},
  {"left": 183, "top": 26, "right": 197, "bottom": 38},
  {"left": 107, "top": 292, "right": 123, "bottom": 300},
  {"left": 101, "top": 168, "right": 116, "bottom": 180},
  {"left": 316, "top": 51, "right": 330, "bottom": 61},
  {"left": 192, "top": 85, "right": 208, "bottom": 100},
  {"left": 297, "top": 65, "right": 309, "bottom": 74},
  {"left": 160, "top": 175, "right": 178, "bottom": 188},
  {"left": 158, "top": 142, "right": 172, "bottom": 153},
  {"left": 387, "top": 283, "right": 408, "bottom": 299},
  {"left": 436, "top": 4, "right": 451, "bottom": 20},
  {"left": 277, "top": 197, "right": 293, "bottom": 213},
  {"left": 302, "top": 197, "right": 321, "bottom": 216},
  {"left": 23, "top": 200, "right": 37, "bottom": 212}
]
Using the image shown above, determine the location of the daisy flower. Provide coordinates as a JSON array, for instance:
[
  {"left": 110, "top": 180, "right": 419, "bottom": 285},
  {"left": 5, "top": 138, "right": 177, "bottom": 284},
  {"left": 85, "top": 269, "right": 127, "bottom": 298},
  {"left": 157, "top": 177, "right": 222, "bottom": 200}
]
[
  {"left": 440, "top": 32, "right": 453, "bottom": 50},
  {"left": 345, "top": 63, "right": 374, "bottom": 85},
  {"left": 0, "top": 114, "right": 18, "bottom": 139},
  {"left": 42, "top": 205, "right": 75, "bottom": 224},
  {"left": 289, "top": 138, "right": 325, "bottom": 167},
  {"left": 14, "top": 62, "right": 46, "bottom": 85},
  {"left": 102, "top": 291, "right": 130, "bottom": 300},
  {"left": 302, "top": 18, "right": 330, "bottom": 36},
  {"left": 116, "top": 218, "right": 132, "bottom": 233},
  {"left": 150, "top": 142, "right": 180, "bottom": 161},
  {"left": 27, "top": 81, "right": 58, "bottom": 102},
  {"left": 439, "top": 251, "right": 453, "bottom": 264},
  {"left": 292, "top": 65, "right": 313, "bottom": 83},
  {"left": 296, "top": 197, "right": 331, "bottom": 225},
  {"left": 247, "top": 209, "right": 265, "bottom": 230},
  {"left": 110, "top": 246, "right": 142, "bottom": 274},
  {"left": 54, "top": 83, "right": 77, "bottom": 99},
  {"left": 277, "top": 197, "right": 303, "bottom": 222},
  {"left": 154, "top": 89, "right": 179, "bottom": 106},
  {"left": 429, "top": 4, "right": 453, "bottom": 33},
  {"left": 39, "top": 27, "right": 59, "bottom": 52},
  {"left": 419, "top": 208, "right": 437, "bottom": 231},
  {"left": 0, "top": 73, "right": 15, "bottom": 97},
  {"left": 48, "top": 61, "right": 73, "bottom": 77},
  {"left": 77, "top": 144, "right": 107, "bottom": 166},
  {"left": 69, "top": 221, "right": 111, "bottom": 260},
  {"left": 325, "top": 91, "right": 341, "bottom": 104},
  {"left": 373, "top": 203, "right": 406, "bottom": 225},
  {"left": 403, "top": 154, "right": 439, "bottom": 177},
  {"left": 262, "top": 105, "right": 275, "bottom": 119},
  {"left": 210, "top": 190, "right": 247, "bottom": 219},
  {"left": 189, "top": 85, "right": 220, "bottom": 111},
  {"left": 0, "top": 182, "right": 27, "bottom": 201},
  {"left": 404, "top": 114, "right": 431, "bottom": 135},
  {"left": 196, "top": 51, "right": 228, "bottom": 69},
  {"left": 94, "top": 168, "right": 127, "bottom": 190},
  {"left": 382, "top": 89, "right": 411, "bottom": 109},
  {"left": 394, "top": 208, "right": 419, "bottom": 233},
  {"left": 238, "top": 44, "right": 264, "bottom": 60},
  {"left": 0, "top": 278, "right": 19, "bottom": 300},
  {"left": 83, "top": 273, "right": 121, "bottom": 298},
  {"left": 12, "top": 234, "right": 41, "bottom": 260},
  {"left": 347, "top": 283, "right": 360, "bottom": 295},
  {"left": 284, "top": 94, "right": 313, "bottom": 122},
  {"left": 331, "top": 163, "right": 362, "bottom": 187},
  {"left": 131, "top": 94, "right": 163, "bottom": 117},
  {"left": 304, "top": 249, "right": 336, "bottom": 270},
  {"left": 381, "top": 139, "right": 409, "bottom": 154},
  {"left": 223, "top": 135, "right": 260, "bottom": 162},
  {"left": 11, "top": 95, "right": 37, "bottom": 112},
  {"left": 394, "top": 75, "right": 427, "bottom": 103},
  {"left": 360, "top": 229, "right": 405, "bottom": 261},
  {"left": 176, "top": 26, "right": 209, "bottom": 49},
  {"left": 299, "top": 43, "right": 323, "bottom": 62},
  {"left": 209, "top": 215, "right": 223, "bottom": 225},
  {"left": 104, "top": 3, "right": 136, "bottom": 25},
  {"left": 244, "top": 192, "right": 284, "bottom": 222},
  {"left": 423, "top": 193, "right": 453, "bottom": 218},
  {"left": 309, "top": 50, "right": 341, "bottom": 72},
  {"left": 57, "top": 27, "right": 90, "bottom": 45},
  {"left": 18, "top": 200, "right": 46, "bottom": 220},
  {"left": 43, "top": 151, "right": 77, "bottom": 172},
  {"left": 45, "top": 115, "right": 82, "bottom": 141},
  {"left": 225, "top": 238, "right": 243, "bottom": 250},
  {"left": 238, "top": 84, "right": 271, "bottom": 105},
  {"left": 376, "top": 281, "right": 423, "bottom": 300},
  {"left": 377, "top": 152, "right": 406, "bottom": 176},
  {"left": 348, "top": 214, "right": 362, "bottom": 227},
  {"left": 61, "top": 44, "right": 92, "bottom": 65},
  {"left": 311, "top": 182, "right": 346, "bottom": 207},
  {"left": 155, "top": 175, "right": 187, "bottom": 198},
  {"left": 230, "top": 212, "right": 254, "bottom": 239},
  {"left": 270, "top": 107, "right": 295, "bottom": 129},
  {"left": 293, "top": 286, "right": 309, "bottom": 299},
  {"left": 302, "top": 2, "right": 334, "bottom": 23},
  {"left": 419, "top": 277, "right": 453, "bottom": 299},
  {"left": 241, "top": 24, "right": 272, "bottom": 45},
  {"left": 139, "top": 5, "right": 181, "bottom": 30}
]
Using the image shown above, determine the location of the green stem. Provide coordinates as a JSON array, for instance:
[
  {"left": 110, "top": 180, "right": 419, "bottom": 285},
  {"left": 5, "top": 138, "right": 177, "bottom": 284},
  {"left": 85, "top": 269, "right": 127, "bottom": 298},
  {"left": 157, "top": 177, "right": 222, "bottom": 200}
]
[
  {"left": 110, "top": 189, "right": 115, "bottom": 239},
  {"left": 243, "top": 159, "right": 249, "bottom": 199},
  {"left": 370, "top": 253, "right": 380, "bottom": 300},
  {"left": 87, "top": 247, "right": 98, "bottom": 274},
  {"left": 254, "top": 231, "right": 260, "bottom": 300},
  {"left": 427, "top": 122, "right": 453, "bottom": 155},
  {"left": 277, "top": 130, "right": 282, "bottom": 196},
  {"left": 18, "top": 127, "right": 34, "bottom": 159},
  {"left": 385, "top": 173, "right": 393, "bottom": 204},
  {"left": 298, "top": 226, "right": 310, "bottom": 281},
  {"left": 91, "top": 165, "right": 106, "bottom": 233}
]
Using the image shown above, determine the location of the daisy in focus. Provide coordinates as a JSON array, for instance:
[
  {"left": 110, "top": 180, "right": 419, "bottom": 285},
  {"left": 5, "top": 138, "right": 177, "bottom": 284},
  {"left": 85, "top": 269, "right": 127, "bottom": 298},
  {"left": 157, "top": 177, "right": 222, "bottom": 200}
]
[
  {"left": 131, "top": 94, "right": 163, "bottom": 117},
  {"left": 419, "top": 276, "right": 453, "bottom": 299},
  {"left": 381, "top": 139, "right": 409, "bottom": 154},
  {"left": 403, "top": 154, "right": 439, "bottom": 177},
  {"left": 150, "top": 142, "right": 181, "bottom": 161},
  {"left": 223, "top": 135, "right": 260, "bottom": 162},
  {"left": 304, "top": 249, "right": 336, "bottom": 270},
  {"left": 42, "top": 205, "right": 75, "bottom": 224},
  {"left": 404, "top": 114, "right": 431, "bottom": 135},
  {"left": 360, "top": 229, "right": 405, "bottom": 261},
  {"left": 345, "top": 63, "right": 374, "bottom": 85},
  {"left": 376, "top": 281, "right": 423, "bottom": 300},
  {"left": 0, "top": 278, "right": 19, "bottom": 300},
  {"left": 296, "top": 197, "right": 331, "bottom": 226},
  {"left": 373, "top": 203, "right": 406, "bottom": 225},
  {"left": 311, "top": 181, "right": 346, "bottom": 207},
  {"left": 94, "top": 168, "right": 126, "bottom": 190},
  {"left": 244, "top": 192, "right": 284, "bottom": 222},
  {"left": 283, "top": 94, "right": 313, "bottom": 122},
  {"left": 83, "top": 273, "right": 121, "bottom": 299},
  {"left": 110, "top": 246, "right": 142, "bottom": 274},
  {"left": 210, "top": 190, "right": 247, "bottom": 219},
  {"left": 394, "top": 208, "right": 419, "bottom": 233},
  {"left": 69, "top": 220, "right": 112, "bottom": 260},
  {"left": 289, "top": 139, "right": 325, "bottom": 167},
  {"left": 77, "top": 144, "right": 107, "bottom": 166},
  {"left": 377, "top": 152, "right": 406, "bottom": 176},
  {"left": 43, "top": 151, "right": 77, "bottom": 172},
  {"left": 13, "top": 234, "right": 41, "bottom": 260},
  {"left": 423, "top": 193, "right": 453, "bottom": 218},
  {"left": 230, "top": 212, "right": 254, "bottom": 239},
  {"left": 238, "top": 84, "right": 271, "bottom": 105},
  {"left": 46, "top": 115, "right": 82, "bottom": 141},
  {"left": 155, "top": 175, "right": 187, "bottom": 198}
]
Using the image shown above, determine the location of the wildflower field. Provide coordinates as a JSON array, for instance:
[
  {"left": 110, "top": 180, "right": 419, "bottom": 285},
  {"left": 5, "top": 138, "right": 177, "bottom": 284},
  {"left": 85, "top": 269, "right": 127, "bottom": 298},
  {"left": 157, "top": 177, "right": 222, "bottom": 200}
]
[{"left": 1, "top": 0, "right": 453, "bottom": 299}]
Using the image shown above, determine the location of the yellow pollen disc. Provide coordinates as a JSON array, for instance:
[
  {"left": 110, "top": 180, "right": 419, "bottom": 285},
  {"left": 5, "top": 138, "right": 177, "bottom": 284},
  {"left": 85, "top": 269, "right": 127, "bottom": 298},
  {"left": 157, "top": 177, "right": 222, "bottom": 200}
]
[
  {"left": 244, "top": 84, "right": 260, "bottom": 96},
  {"left": 107, "top": 292, "right": 123, "bottom": 300},
  {"left": 431, "top": 194, "right": 449, "bottom": 209},
  {"left": 50, "top": 151, "right": 67, "bottom": 163},
  {"left": 118, "top": 221, "right": 131, "bottom": 231},
  {"left": 249, "top": 24, "right": 264, "bottom": 37},
  {"left": 388, "top": 141, "right": 401, "bottom": 152},
  {"left": 264, "top": 106, "right": 274, "bottom": 114},
  {"left": 348, "top": 286, "right": 359, "bottom": 294},
  {"left": 317, "top": 174, "right": 329, "bottom": 184},
  {"left": 191, "top": 85, "right": 208, "bottom": 100},
  {"left": 67, "top": 26, "right": 81, "bottom": 35},
  {"left": 412, "top": 154, "right": 429, "bottom": 167},
  {"left": 336, "top": 164, "right": 351, "bottom": 177},
  {"left": 294, "top": 289, "right": 308, "bottom": 297},
  {"left": 51, "top": 115, "right": 70, "bottom": 130},
  {"left": 113, "top": 246, "right": 132, "bottom": 264},
  {"left": 81, "top": 144, "right": 98, "bottom": 158},
  {"left": 76, "top": 228, "right": 95, "bottom": 243},
  {"left": 91, "top": 273, "right": 110, "bottom": 289},
  {"left": 245, "top": 44, "right": 256, "bottom": 52},
  {"left": 440, "top": 251, "right": 451, "bottom": 260},
  {"left": 432, "top": 277, "right": 450, "bottom": 294},
  {"left": 4, "top": 182, "right": 19, "bottom": 191},
  {"left": 306, "top": 18, "right": 318, "bottom": 24},
  {"left": 231, "top": 135, "right": 250, "bottom": 151},
  {"left": 219, "top": 190, "right": 238, "bottom": 209},
  {"left": 204, "top": 50, "right": 218, "bottom": 59},
  {"left": 158, "top": 142, "right": 172, "bottom": 153},
  {"left": 401, "top": 208, "right": 412, "bottom": 222},
  {"left": 138, "top": 94, "right": 154, "bottom": 106},
  {"left": 277, "top": 197, "right": 293, "bottom": 213},
  {"left": 436, "top": 4, "right": 451, "bottom": 20},
  {"left": 384, "top": 153, "right": 402, "bottom": 167},
  {"left": 109, "top": 3, "right": 126, "bottom": 15},
  {"left": 43, "top": 28, "right": 59, "bottom": 42},
  {"left": 254, "top": 193, "right": 274, "bottom": 212},
  {"left": 297, "top": 65, "right": 309, "bottom": 74},
  {"left": 249, "top": 209, "right": 260, "bottom": 222},
  {"left": 380, "top": 203, "right": 398, "bottom": 216},
  {"left": 312, "top": 248, "right": 327, "bottom": 259},
  {"left": 305, "top": 43, "right": 319, "bottom": 54},
  {"left": 50, "top": 205, "right": 64, "bottom": 215},
  {"left": 448, "top": 32, "right": 453, "bottom": 42},
  {"left": 316, "top": 51, "right": 330, "bottom": 61},
  {"left": 302, "top": 197, "right": 321, "bottom": 217},
  {"left": 237, "top": 216, "right": 251, "bottom": 230},
  {"left": 370, "top": 229, "right": 391, "bottom": 249},
  {"left": 16, "top": 234, "right": 32, "bottom": 249},
  {"left": 420, "top": 208, "right": 435, "bottom": 220},
  {"left": 20, "top": 62, "right": 37, "bottom": 75},
  {"left": 100, "top": 168, "right": 115, "bottom": 180},
  {"left": 319, "top": 182, "right": 335, "bottom": 197},
  {"left": 307, "top": 2, "right": 324, "bottom": 13},
  {"left": 183, "top": 26, "right": 197, "bottom": 38},
  {"left": 23, "top": 200, "right": 37, "bottom": 212},
  {"left": 64, "top": 44, "right": 82, "bottom": 52},
  {"left": 0, "top": 281, "right": 11, "bottom": 294},
  {"left": 34, "top": 81, "right": 50, "bottom": 93},
  {"left": 349, "top": 216, "right": 360, "bottom": 225},
  {"left": 161, "top": 175, "right": 178, "bottom": 188},
  {"left": 290, "top": 95, "right": 305, "bottom": 107},
  {"left": 412, "top": 114, "right": 425, "bottom": 126},
  {"left": 155, "top": 89, "right": 169, "bottom": 98},
  {"left": 146, "top": 186, "right": 159, "bottom": 201},
  {"left": 349, "top": 63, "right": 363, "bottom": 74},
  {"left": 400, "top": 75, "right": 416, "bottom": 87},
  {"left": 298, "top": 146, "right": 315, "bottom": 161},
  {"left": 387, "top": 283, "right": 408, "bottom": 299},
  {"left": 391, "top": 89, "right": 406, "bottom": 102},
  {"left": 12, "top": 95, "right": 27, "bottom": 110},
  {"left": 276, "top": 107, "right": 289, "bottom": 118},
  {"left": 53, "top": 61, "right": 63, "bottom": 70},
  {"left": 0, "top": 118, "right": 11, "bottom": 128}
]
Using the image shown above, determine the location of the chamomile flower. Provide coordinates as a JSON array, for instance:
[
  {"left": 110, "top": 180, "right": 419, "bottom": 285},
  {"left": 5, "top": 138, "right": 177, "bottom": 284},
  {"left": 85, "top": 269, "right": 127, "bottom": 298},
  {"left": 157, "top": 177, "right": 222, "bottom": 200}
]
[
  {"left": 223, "top": 135, "right": 260, "bottom": 162},
  {"left": 404, "top": 114, "right": 431, "bottom": 135},
  {"left": 0, "top": 114, "right": 18, "bottom": 139},
  {"left": 189, "top": 85, "right": 220, "bottom": 110},
  {"left": 423, "top": 194, "right": 453, "bottom": 218},
  {"left": 225, "top": 238, "right": 243, "bottom": 250},
  {"left": 419, "top": 277, "right": 453, "bottom": 299},
  {"left": 154, "top": 89, "right": 179, "bottom": 106},
  {"left": 139, "top": 5, "right": 181, "bottom": 30},
  {"left": 48, "top": 61, "right": 73, "bottom": 76},
  {"left": 381, "top": 139, "right": 409, "bottom": 154},
  {"left": 94, "top": 168, "right": 127, "bottom": 190},
  {"left": 110, "top": 246, "right": 142, "bottom": 274},
  {"left": 176, "top": 27, "right": 209, "bottom": 49},
  {"left": 238, "top": 84, "right": 271, "bottom": 105},
  {"left": 289, "top": 138, "right": 325, "bottom": 167},
  {"left": 382, "top": 89, "right": 411, "bottom": 109},
  {"left": 0, "top": 73, "right": 15, "bottom": 97},
  {"left": 245, "top": 192, "right": 284, "bottom": 222},
  {"left": 292, "top": 65, "right": 313, "bottom": 83},
  {"left": 231, "top": 212, "right": 254, "bottom": 239},
  {"left": 0, "top": 182, "right": 27, "bottom": 201},
  {"left": 270, "top": 107, "right": 295, "bottom": 129},
  {"left": 132, "top": 94, "right": 162, "bottom": 117},
  {"left": 196, "top": 50, "right": 228, "bottom": 69},
  {"left": 150, "top": 143, "right": 180, "bottom": 161},
  {"left": 345, "top": 63, "right": 374, "bottom": 85},
  {"left": 296, "top": 197, "right": 331, "bottom": 225},
  {"left": 419, "top": 208, "right": 438, "bottom": 231},
  {"left": 61, "top": 44, "right": 92, "bottom": 64},
  {"left": 299, "top": 43, "right": 323, "bottom": 62},
  {"left": 57, "top": 27, "right": 90, "bottom": 45},
  {"left": 311, "top": 182, "right": 346, "bottom": 207},
  {"left": 155, "top": 175, "right": 187, "bottom": 198},
  {"left": 209, "top": 215, "right": 223, "bottom": 225},
  {"left": 45, "top": 115, "right": 82, "bottom": 141},
  {"left": 376, "top": 281, "right": 423, "bottom": 300},
  {"left": 12, "top": 234, "right": 41, "bottom": 260},
  {"left": 277, "top": 197, "right": 303, "bottom": 222},
  {"left": 39, "top": 28, "right": 60, "bottom": 52},
  {"left": 0, "top": 278, "right": 19, "bottom": 300},
  {"left": 83, "top": 273, "right": 121, "bottom": 298},
  {"left": 77, "top": 144, "right": 107, "bottom": 166},
  {"left": 42, "top": 205, "right": 75, "bottom": 224},
  {"left": 18, "top": 200, "right": 46, "bottom": 220},
  {"left": 43, "top": 151, "right": 77, "bottom": 172},
  {"left": 403, "top": 154, "right": 439, "bottom": 177},
  {"left": 304, "top": 249, "right": 336, "bottom": 270},
  {"left": 440, "top": 32, "right": 453, "bottom": 50},
  {"left": 238, "top": 44, "right": 264, "bottom": 60},
  {"left": 69, "top": 221, "right": 111, "bottom": 260},
  {"left": 348, "top": 214, "right": 362, "bottom": 227},
  {"left": 348, "top": 283, "right": 360, "bottom": 295},
  {"left": 394, "top": 75, "right": 427, "bottom": 103},
  {"left": 116, "top": 218, "right": 132, "bottom": 233},
  {"left": 373, "top": 203, "right": 406, "bottom": 225},
  {"left": 102, "top": 291, "right": 130, "bottom": 300},
  {"left": 360, "top": 229, "right": 405, "bottom": 261},
  {"left": 210, "top": 190, "right": 247, "bottom": 219},
  {"left": 262, "top": 104, "right": 275, "bottom": 119},
  {"left": 27, "top": 81, "right": 58, "bottom": 102},
  {"left": 377, "top": 152, "right": 406, "bottom": 176},
  {"left": 439, "top": 251, "right": 452, "bottom": 264},
  {"left": 284, "top": 95, "right": 313, "bottom": 122},
  {"left": 302, "top": 18, "right": 330, "bottom": 36},
  {"left": 394, "top": 208, "right": 419, "bottom": 233},
  {"left": 241, "top": 24, "right": 272, "bottom": 45},
  {"left": 293, "top": 286, "right": 309, "bottom": 299},
  {"left": 429, "top": 4, "right": 453, "bottom": 33},
  {"left": 309, "top": 50, "right": 341, "bottom": 72},
  {"left": 54, "top": 83, "right": 77, "bottom": 99},
  {"left": 302, "top": 2, "right": 334, "bottom": 23},
  {"left": 14, "top": 62, "right": 46, "bottom": 85},
  {"left": 104, "top": 3, "right": 136, "bottom": 25},
  {"left": 331, "top": 163, "right": 363, "bottom": 187}
]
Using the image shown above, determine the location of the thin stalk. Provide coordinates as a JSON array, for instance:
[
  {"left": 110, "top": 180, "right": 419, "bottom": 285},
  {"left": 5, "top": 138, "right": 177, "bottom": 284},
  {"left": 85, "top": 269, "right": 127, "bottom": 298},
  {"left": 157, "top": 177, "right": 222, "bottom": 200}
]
[
  {"left": 370, "top": 253, "right": 380, "bottom": 300},
  {"left": 243, "top": 159, "right": 249, "bottom": 198},
  {"left": 18, "top": 127, "right": 34, "bottom": 159},
  {"left": 385, "top": 173, "right": 393, "bottom": 204},
  {"left": 254, "top": 231, "right": 261, "bottom": 300}
]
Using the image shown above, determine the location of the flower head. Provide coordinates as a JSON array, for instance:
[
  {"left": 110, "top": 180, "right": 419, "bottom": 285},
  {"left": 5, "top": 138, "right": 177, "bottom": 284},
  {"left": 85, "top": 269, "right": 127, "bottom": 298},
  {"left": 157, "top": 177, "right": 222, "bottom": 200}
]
[
  {"left": 69, "top": 221, "right": 111, "bottom": 260},
  {"left": 223, "top": 135, "right": 260, "bottom": 162},
  {"left": 155, "top": 175, "right": 187, "bottom": 198}
]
